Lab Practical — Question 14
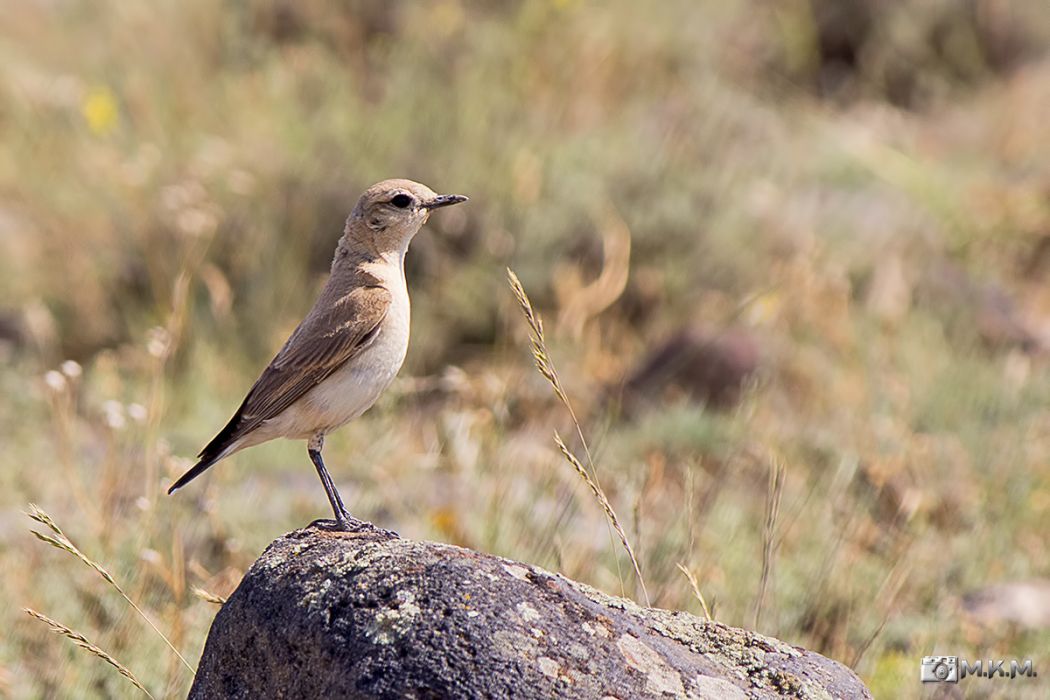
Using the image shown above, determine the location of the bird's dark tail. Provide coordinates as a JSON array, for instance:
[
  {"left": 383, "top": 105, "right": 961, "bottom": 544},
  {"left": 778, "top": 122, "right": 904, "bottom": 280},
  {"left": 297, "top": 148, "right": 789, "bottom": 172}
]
[
  {"left": 167, "top": 411, "right": 245, "bottom": 494},
  {"left": 167, "top": 454, "right": 223, "bottom": 494}
]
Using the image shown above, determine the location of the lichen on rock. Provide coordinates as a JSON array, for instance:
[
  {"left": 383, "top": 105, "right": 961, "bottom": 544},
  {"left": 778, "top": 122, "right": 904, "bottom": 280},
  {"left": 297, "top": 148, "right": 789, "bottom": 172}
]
[{"left": 189, "top": 524, "right": 872, "bottom": 699}]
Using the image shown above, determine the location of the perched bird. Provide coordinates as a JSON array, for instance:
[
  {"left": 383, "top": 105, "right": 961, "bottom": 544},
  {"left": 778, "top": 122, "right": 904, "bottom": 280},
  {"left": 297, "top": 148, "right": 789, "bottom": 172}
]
[{"left": 168, "top": 179, "right": 467, "bottom": 530}]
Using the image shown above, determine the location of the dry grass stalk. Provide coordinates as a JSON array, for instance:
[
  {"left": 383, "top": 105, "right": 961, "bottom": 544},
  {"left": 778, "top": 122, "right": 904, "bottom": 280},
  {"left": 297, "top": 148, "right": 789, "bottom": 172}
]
[
  {"left": 23, "top": 608, "right": 154, "bottom": 698},
  {"left": 675, "top": 562, "right": 714, "bottom": 621},
  {"left": 143, "top": 260, "right": 198, "bottom": 503},
  {"left": 849, "top": 542, "right": 912, "bottom": 669},
  {"left": 26, "top": 504, "right": 196, "bottom": 675},
  {"left": 192, "top": 587, "right": 227, "bottom": 606},
  {"left": 506, "top": 269, "right": 565, "bottom": 403},
  {"left": 553, "top": 432, "right": 649, "bottom": 603},
  {"left": 508, "top": 268, "right": 650, "bottom": 605},
  {"left": 752, "top": 455, "right": 786, "bottom": 629}
]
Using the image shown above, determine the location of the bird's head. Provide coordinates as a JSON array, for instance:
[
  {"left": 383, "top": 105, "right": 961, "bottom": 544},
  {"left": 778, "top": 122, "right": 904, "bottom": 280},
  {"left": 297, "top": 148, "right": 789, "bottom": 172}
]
[{"left": 346, "top": 179, "right": 467, "bottom": 255}]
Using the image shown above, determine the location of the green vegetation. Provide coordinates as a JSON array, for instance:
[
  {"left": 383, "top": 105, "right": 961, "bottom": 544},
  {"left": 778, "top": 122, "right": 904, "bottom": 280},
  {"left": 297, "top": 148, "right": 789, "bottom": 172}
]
[{"left": 3, "top": 1, "right": 1050, "bottom": 696}]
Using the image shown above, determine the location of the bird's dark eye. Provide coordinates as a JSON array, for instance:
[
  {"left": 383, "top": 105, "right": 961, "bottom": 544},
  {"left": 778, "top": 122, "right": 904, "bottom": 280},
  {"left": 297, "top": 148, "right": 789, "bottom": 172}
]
[{"left": 390, "top": 194, "right": 413, "bottom": 209}]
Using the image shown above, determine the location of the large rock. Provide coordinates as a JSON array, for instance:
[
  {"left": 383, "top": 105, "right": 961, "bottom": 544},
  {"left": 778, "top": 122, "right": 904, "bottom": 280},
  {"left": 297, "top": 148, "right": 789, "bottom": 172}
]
[{"left": 190, "top": 524, "right": 871, "bottom": 699}]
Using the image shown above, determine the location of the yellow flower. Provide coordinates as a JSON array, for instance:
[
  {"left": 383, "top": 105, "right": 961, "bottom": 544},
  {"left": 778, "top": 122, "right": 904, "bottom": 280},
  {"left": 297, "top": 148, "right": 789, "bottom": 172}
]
[
  {"left": 82, "top": 86, "right": 118, "bottom": 135},
  {"left": 747, "top": 290, "right": 783, "bottom": 325}
]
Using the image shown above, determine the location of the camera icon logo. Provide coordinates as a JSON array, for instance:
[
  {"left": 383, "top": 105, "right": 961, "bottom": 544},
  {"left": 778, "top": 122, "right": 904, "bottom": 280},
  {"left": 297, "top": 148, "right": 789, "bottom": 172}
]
[{"left": 921, "top": 656, "right": 959, "bottom": 683}]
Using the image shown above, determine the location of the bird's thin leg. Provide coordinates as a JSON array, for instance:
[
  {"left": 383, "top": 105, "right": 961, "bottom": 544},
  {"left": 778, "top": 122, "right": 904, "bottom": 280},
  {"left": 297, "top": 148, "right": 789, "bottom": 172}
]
[{"left": 307, "top": 434, "right": 357, "bottom": 530}]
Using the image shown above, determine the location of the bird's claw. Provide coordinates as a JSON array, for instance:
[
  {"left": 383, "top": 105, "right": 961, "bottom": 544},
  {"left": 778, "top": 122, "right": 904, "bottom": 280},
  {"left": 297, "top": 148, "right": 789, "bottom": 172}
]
[{"left": 309, "top": 516, "right": 398, "bottom": 538}]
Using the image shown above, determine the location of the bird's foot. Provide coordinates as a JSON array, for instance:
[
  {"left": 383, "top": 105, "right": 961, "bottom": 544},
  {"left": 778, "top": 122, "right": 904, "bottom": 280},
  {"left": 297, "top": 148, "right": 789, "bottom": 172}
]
[{"left": 309, "top": 515, "right": 399, "bottom": 538}]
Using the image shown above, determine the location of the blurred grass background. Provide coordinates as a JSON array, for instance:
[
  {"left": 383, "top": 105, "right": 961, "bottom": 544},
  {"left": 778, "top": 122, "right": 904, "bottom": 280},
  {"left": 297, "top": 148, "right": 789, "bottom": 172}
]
[{"left": 4, "top": 0, "right": 1050, "bottom": 696}]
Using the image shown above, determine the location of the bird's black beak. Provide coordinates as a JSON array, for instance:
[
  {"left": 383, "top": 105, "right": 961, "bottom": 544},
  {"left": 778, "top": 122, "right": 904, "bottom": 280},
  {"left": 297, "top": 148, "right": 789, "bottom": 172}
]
[{"left": 423, "top": 194, "right": 468, "bottom": 210}]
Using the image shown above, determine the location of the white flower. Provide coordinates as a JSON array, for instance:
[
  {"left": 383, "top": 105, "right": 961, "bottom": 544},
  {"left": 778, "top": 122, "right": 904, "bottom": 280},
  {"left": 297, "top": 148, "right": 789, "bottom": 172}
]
[
  {"left": 147, "top": 327, "right": 170, "bottom": 358},
  {"left": 60, "top": 360, "right": 82, "bottom": 379},
  {"left": 102, "top": 400, "right": 126, "bottom": 430},
  {"left": 43, "top": 370, "right": 66, "bottom": 392},
  {"left": 127, "top": 403, "right": 148, "bottom": 423},
  {"left": 139, "top": 549, "right": 161, "bottom": 564}
]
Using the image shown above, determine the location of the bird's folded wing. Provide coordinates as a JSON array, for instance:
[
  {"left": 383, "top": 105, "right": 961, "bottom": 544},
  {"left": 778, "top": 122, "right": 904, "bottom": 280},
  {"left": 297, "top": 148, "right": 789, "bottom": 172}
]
[{"left": 222, "top": 282, "right": 392, "bottom": 442}]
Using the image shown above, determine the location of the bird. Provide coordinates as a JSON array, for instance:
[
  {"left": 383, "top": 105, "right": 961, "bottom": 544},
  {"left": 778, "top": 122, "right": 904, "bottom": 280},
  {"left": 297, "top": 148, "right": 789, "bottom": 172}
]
[{"left": 167, "top": 179, "right": 467, "bottom": 530}]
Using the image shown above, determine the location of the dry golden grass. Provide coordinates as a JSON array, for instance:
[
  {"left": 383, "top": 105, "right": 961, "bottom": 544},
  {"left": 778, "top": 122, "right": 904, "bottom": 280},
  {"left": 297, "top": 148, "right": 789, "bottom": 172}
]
[
  {"left": 23, "top": 609, "right": 154, "bottom": 699},
  {"left": 27, "top": 504, "right": 196, "bottom": 675},
  {"left": 508, "top": 268, "right": 649, "bottom": 604},
  {"left": 753, "top": 454, "right": 786, "bottom": 629}
]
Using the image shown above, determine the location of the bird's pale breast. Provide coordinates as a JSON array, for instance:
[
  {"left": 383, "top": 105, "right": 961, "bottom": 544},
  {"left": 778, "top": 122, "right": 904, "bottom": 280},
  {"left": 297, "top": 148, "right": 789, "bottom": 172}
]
[{"left": 256, "top": 268, "right": 411, "bottom": 441}]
